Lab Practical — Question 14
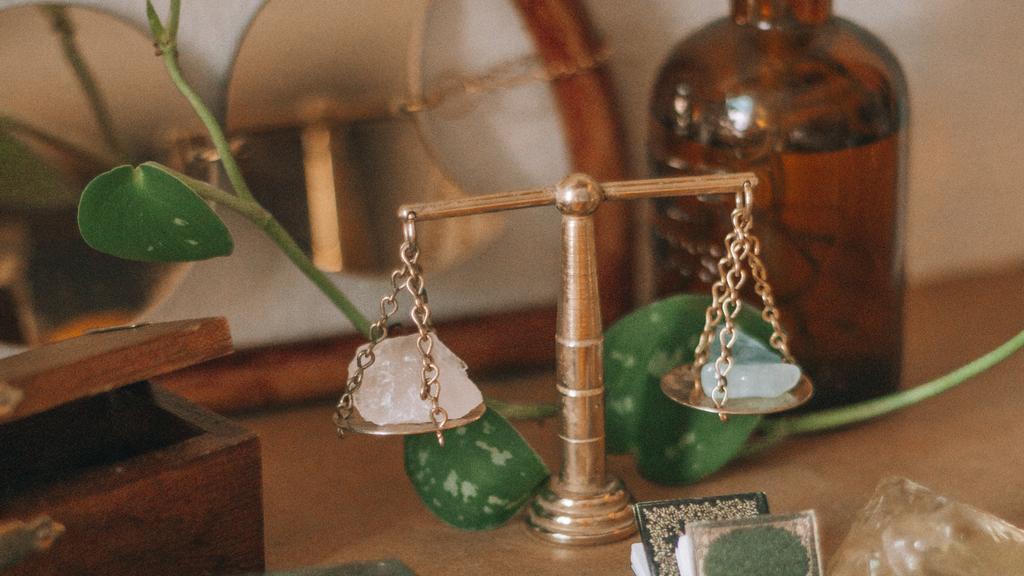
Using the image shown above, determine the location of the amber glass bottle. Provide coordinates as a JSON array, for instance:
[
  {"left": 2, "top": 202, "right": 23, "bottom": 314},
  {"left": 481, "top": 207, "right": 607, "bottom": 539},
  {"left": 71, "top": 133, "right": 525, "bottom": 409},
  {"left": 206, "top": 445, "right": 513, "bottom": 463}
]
[{"left": 648, "top": 0, "right": 908, "bottom": 408}]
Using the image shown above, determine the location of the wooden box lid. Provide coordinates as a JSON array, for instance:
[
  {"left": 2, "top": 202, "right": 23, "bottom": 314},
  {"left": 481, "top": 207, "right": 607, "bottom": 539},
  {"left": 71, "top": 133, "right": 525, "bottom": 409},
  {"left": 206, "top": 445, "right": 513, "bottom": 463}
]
[{"left": 0, "top": 318, "right": 232, "bottom": 424}]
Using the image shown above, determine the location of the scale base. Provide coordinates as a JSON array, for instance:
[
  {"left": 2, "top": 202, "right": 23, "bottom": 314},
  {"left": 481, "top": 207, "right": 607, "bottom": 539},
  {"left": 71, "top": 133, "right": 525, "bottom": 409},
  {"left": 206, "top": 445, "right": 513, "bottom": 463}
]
[{"left": 526, "top": 476, "right": 636, "bottom": 545}]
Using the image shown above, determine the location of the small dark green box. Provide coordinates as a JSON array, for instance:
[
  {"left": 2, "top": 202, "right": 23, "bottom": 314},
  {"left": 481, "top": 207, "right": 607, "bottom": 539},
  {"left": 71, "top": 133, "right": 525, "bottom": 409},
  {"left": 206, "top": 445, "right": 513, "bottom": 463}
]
[{"left": 633, "top": 492, "right": 769, "bottom": 576}]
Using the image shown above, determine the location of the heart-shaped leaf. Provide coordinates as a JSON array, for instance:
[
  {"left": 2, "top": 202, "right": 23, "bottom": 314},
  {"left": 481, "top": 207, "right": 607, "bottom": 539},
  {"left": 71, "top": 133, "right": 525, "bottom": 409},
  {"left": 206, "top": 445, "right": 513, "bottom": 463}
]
[
  {"left": 404, "top": 408, "right": 549, "bottom": 530},
  {"left": 604, "top": 294, "right": 778, "bottom": 484},
  {"left": 77, "top": 161, "right": 233, "bottom": 262},
  {"left": 635, "top": 376, "right": 762, "bottom": 484}
]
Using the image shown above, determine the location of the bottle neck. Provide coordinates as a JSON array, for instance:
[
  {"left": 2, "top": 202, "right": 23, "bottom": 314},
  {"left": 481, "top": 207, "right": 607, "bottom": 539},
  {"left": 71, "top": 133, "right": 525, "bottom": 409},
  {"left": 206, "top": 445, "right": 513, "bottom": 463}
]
[{"left": 731, "top": 0, "right": 832, "bottom": 27}]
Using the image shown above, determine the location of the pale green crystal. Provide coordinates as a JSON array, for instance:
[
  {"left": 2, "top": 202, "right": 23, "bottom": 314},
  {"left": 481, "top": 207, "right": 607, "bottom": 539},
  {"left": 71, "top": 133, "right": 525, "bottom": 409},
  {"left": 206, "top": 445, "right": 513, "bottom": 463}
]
[{"left": 701, "top": 327, "right": 800, "bottom": 398}]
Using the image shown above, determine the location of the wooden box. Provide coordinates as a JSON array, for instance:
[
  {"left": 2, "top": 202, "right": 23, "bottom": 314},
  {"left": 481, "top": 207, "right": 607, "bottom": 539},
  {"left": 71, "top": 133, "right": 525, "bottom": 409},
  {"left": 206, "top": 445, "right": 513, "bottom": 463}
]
[{"left": 0, "top": 318, "right": 264, "bottom": 575}]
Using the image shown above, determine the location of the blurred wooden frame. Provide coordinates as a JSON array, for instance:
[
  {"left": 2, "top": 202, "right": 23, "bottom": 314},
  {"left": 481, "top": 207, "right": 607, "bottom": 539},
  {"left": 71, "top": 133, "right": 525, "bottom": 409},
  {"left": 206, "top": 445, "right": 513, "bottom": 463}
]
[{"left": 158, "top": 0, "right": 631, "bottom": 413}]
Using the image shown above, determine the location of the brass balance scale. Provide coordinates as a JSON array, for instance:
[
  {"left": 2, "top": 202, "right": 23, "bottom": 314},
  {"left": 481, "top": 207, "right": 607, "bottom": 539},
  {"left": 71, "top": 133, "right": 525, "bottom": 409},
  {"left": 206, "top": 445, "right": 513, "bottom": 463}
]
[{"left": 333, "top": 171, "right": 813, "bottom": 545}]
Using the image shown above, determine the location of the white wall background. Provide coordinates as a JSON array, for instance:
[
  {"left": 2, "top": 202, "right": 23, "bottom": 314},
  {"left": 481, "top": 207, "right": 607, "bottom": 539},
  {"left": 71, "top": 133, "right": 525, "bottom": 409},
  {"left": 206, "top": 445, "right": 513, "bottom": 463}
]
[{"left": 2, "top": 0, "right": 1022, "bottom": 348}]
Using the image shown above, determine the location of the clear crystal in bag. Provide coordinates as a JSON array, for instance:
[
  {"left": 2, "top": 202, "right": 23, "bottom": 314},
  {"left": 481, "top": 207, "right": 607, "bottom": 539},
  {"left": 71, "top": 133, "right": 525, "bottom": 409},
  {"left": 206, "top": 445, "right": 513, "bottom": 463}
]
[{"left": 830, "top": 477, "right": 1024, "bottom": 576}]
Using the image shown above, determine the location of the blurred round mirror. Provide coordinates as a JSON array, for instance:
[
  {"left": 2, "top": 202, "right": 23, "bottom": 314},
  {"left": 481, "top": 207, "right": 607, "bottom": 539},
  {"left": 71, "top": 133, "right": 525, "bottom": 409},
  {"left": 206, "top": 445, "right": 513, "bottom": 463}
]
[
  {"left": 412, "top": 0, "right": 574, "bottom": 194},
  {"left": 0, "top": 4, "right": 200, "bottom": 344},
  {"left": 224, "top": 0, "right": 576, "bottom": 277}
]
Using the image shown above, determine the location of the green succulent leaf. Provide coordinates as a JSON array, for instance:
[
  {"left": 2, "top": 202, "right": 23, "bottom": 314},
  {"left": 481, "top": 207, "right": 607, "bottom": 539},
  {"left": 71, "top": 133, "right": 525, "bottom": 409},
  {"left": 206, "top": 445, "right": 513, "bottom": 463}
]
[
  {"left": 404, "top": 408, "right": 549, "bottom": 530},
  {"left": 77, "top": 161, "right": 233, "bottom": 262},
  {"left": 604, "top": 294, "right": 777, "bottom": 484}
]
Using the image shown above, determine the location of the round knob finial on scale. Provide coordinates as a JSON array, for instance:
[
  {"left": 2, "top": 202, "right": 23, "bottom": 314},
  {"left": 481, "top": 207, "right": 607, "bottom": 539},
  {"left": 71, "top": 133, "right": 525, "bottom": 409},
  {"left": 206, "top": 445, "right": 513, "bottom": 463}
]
[{"left": 554, "top": 173, "right": 604, "bottom": 215}]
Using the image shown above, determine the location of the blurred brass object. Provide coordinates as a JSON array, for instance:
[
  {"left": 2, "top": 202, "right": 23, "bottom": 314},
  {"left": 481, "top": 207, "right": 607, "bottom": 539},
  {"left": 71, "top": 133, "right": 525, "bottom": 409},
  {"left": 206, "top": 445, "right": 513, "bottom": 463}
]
[
  {"left": 299, "top": 122, "right": 373, "bottom": 271},
  {"left": 0, "top": 515, "right": 65, "bottom": 570},
  {"left": 0, "top": 380, "right": 24, "bottom": 419},
  {"left": 398, "top": 172, "right": 756, "bottom": 545},
  {"left": 224, "top": 0, "right": 633, "bottom": 276},
  {"left": 0, "top": 222, "right": 37, "bottom": 343},
  {"left": 0, "top": 122, "right": 186, "bottom": 345},
  {"left": 0, "top": 6, "right": 196, "bottom": 345},
  {"left": 163, "top": 113, "right": 503, "bottom": 275}
]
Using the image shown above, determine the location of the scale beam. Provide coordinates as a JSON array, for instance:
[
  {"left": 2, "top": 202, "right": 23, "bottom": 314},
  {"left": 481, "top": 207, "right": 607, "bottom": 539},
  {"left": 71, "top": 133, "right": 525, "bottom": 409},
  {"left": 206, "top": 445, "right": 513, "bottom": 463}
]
[
  {"left": 397, "top": 173, "right": 756, "bottom": 221},
  {"left": 603, "top": 173, "right": 757, "bottom": 201},
  {"left": 394, "top": 172, "right": 758, "bottom": 545}
]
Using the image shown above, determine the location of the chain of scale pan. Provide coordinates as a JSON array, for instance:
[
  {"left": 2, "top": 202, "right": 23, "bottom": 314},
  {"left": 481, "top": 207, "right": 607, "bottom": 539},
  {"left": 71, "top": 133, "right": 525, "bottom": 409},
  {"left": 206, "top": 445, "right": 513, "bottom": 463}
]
[
  {"left": 711, "top": 203, "right": 749, "bottom": 416},
  {"left": 693, "top": 207, "right": 747, "bottom": 372},
  {"left": 693, "top": 184, "right": 795, "bottom": 366},
  {"left": 334, "top": 263, "right": 408, "bottom": 436},
  {"left": 738, "top": 181, "right": 795, "bottom": 363},
  {"left": 333, "top": 214, "right": 447, "bottom": 444},
  {"left": 692, "top": 182, "right": 796, "bottom": 418},
  {"left": 399, "top": 215, "right": 448, "bottom": 445}
]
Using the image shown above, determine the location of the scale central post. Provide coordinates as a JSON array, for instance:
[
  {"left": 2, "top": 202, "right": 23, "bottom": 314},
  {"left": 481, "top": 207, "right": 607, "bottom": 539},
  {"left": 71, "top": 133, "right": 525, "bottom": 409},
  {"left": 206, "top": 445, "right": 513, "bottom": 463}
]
[
  {"left": 399, "top": 172, "right": 756, "bottom": 545},
  {"left": 528, "top": 174, "right": 635, "bottom": 544}
]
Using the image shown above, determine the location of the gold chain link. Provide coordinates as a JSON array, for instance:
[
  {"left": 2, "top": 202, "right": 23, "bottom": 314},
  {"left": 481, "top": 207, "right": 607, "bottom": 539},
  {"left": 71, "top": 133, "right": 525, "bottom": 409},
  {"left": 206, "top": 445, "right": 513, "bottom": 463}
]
[
  {"left": 334, "top": 266, "right": 408, "bottom": 436},
  {"left": 739, "top": 182, "right": 795, "bottom": 363},
  {"left": 710, "top": 201, "right": 750, "bottom": 419},
  {"left": 399, "top": 215, "right": 448, "bottom": 446},
  {"left": 691, "top": 181, "right": 794, "bottom": 418},
  {"left": 334, "top": 213, "right": 447, "bottom": 444}
]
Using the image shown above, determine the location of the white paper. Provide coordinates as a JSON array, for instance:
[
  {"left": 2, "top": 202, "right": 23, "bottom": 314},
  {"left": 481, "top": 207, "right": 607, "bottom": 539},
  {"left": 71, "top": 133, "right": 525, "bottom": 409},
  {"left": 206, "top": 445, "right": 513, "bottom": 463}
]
[
  {"left": 676, "top": 534, "right": 697, "bottom": 576},
  {"left": 630, "top": 542, "right": 651, "bottom": 576}
]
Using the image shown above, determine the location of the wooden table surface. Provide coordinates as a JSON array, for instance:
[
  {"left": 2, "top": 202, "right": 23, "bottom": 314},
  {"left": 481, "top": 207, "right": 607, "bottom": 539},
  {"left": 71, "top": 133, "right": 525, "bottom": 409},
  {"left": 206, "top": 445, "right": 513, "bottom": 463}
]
[{"left": 242, "top": 268, "right": 1024, "bottom": 574}]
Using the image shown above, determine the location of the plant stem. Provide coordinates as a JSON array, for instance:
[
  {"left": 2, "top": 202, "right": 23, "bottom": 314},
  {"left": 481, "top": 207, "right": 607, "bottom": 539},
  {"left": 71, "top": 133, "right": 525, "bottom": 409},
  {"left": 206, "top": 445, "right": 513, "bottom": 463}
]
[
  {"left": 486, "top": 398, "right": 558, "bottom": 421},
  {"left": 753, "top": 328, "right": 1024, "bottom": 450},
  {"left": 144, "top": 3, "right": 372, "bottom": 337},
  {"left": 171, "top": 166, "right": 372, "bottom": 337},
  {"left": 183, "top": 165, "right": 558, "bottom": 410},
  {"left": 43, "top": 6, "right": 127, "bottom": 162},
  {"left": 263, "top": 217, "right": 372, "bottom": 336},
  {"left": 166, "top": 0, "right": 181, "bottom": 40},
  {"left": 153, "top": 4, "right": 255, "bottom": 203}
]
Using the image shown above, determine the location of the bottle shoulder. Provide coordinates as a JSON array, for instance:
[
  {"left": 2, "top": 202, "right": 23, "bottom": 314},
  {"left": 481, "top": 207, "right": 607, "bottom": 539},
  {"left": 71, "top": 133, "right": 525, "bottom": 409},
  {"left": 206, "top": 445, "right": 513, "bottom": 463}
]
[
  {"left": 657, "top": 16, "right": 904, "bottom": 76},
  {"left": 651, "top": 17, "right": 907, "bottom": 151}
]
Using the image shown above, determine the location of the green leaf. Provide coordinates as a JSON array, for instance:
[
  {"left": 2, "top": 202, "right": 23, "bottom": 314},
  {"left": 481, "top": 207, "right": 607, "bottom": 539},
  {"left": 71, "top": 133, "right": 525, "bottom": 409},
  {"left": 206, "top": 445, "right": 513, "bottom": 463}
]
[
  {"left": 77, "top": 162, "right": 233, "bottom": 262},
  {"left": 0, "top": 126, "right": 77, "bottom": 210},
  {"left": 603, "top": 294, "right": 776, "bottom": 484},
  {"left": 404, "top": 408, "right": 549, "bottom": 530},
  {"left": 635, "top": 379, "right": 762, "bottom": 484}
]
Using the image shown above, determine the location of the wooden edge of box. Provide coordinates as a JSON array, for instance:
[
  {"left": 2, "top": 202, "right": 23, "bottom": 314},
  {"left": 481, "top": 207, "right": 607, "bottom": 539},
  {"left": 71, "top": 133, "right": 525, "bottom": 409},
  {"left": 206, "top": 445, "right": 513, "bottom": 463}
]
[
  {"left": 2, "top": 383, "right": 260, "bottom": 514},
  {"left": 0, "top": 317, "right": 233, "bottom": 423},
  {"left": 156, "top": 307, "right": 559, "bottom": 413},
  {"left": 1, "top": 383, "right": 265, "bottom": 574}
]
